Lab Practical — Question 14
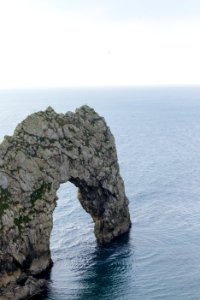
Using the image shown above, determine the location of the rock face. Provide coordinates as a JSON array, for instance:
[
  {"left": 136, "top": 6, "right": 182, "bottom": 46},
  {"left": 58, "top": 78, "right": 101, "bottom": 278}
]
[{"left": 0, "top": 105, "right": 131, "bottom": 299}]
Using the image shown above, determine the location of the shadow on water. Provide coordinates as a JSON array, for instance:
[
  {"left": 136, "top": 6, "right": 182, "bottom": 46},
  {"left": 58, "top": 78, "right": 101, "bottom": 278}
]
[
  {"left": 75, "top": 232, "right": 132, "bottom": 300},
  {"left": 30, "top": 291, "right": 49, "bottom": 300},
  {"left": 31, "top": 231, "right": 132, "bottom": 300}
]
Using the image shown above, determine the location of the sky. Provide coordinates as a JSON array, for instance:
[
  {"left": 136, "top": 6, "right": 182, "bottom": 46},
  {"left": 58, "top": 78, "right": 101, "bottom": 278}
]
[{"left": 0, "top": 0, "right": 200, "bottom": 88}]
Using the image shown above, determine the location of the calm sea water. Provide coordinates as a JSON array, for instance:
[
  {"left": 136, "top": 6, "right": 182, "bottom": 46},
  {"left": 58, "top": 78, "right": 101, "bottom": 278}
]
[{"left": 1, "top": 86, "right": 200, "bottom": 299}]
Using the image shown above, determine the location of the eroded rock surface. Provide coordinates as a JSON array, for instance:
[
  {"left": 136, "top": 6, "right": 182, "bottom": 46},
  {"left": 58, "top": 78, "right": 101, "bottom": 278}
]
[{"left": 0, "top": 105, "right": 131, "bottom": 299}]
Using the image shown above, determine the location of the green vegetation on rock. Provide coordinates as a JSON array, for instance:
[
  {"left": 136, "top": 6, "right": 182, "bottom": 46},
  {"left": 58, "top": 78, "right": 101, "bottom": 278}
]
[
  {"left": 0, "top": 187, "right": 10, "bottom": 218},
  {"left": 30, "top": 182, "right": 51, "bottom": 205},
  {"left": 14, "top": 215, "right": 31, "bottom": 233}
]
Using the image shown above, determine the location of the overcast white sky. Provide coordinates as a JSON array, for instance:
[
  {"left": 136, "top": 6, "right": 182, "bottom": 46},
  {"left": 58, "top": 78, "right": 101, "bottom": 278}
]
[{"left": 0, "top": 0, "right": 200, "bottom": 88}]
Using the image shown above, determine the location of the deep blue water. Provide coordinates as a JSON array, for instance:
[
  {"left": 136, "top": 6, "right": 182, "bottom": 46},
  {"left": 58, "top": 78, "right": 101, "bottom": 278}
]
[{"left": 1, "top": 86, "right": 200, "bottom": 299}]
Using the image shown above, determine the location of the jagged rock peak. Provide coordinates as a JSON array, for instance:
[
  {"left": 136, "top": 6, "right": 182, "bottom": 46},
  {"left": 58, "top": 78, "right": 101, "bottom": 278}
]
[
  {"left": 45, "top": 105, "right": 55, "bottom": 113},
  {"left": 0, "top": 105, "right": 131, "bottom": 299}
]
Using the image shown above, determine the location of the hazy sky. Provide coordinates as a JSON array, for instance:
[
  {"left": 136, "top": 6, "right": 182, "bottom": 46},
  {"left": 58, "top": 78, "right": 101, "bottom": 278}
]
[{"left": 0, "top": 0, "right": 200, "bottom": 88}]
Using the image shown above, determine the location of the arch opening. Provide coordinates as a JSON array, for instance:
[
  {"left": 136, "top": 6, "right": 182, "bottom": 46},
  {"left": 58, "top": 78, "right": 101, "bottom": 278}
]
[{"left": 50, "top": 181, "right": 94, "bottom": 261}]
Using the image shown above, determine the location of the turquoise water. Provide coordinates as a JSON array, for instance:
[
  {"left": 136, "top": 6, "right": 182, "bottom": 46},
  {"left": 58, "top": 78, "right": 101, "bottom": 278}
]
[{"left": 1, "top": 86, "right": 200, "bottom": 299}]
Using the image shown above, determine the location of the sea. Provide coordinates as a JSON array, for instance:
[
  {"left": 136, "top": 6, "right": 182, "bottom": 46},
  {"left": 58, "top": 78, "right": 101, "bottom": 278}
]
[{"left": 0, "top": 86, "right": 200, "bottom": 300}]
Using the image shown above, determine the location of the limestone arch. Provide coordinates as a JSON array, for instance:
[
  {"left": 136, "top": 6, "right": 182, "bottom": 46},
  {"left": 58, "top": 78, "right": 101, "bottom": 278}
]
[{"left": 0, "top": 105, "right": 130, "bottom": 298}]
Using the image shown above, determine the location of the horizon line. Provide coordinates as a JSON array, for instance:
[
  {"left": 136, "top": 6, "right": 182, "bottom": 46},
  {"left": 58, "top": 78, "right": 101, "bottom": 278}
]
[{"left": 0, "top": 84, "right": 200, "bottom": 91}]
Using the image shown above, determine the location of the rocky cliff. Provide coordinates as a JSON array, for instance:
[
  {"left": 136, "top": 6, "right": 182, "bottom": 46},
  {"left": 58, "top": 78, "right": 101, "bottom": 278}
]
[{"left": 0, "top": 105, "right": 131, "bottom": 299}]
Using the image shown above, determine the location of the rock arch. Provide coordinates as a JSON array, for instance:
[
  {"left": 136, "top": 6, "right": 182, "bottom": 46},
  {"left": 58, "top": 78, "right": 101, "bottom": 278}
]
[{"left": 0, "top": 105, "right": 131, "bottom": 299}]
